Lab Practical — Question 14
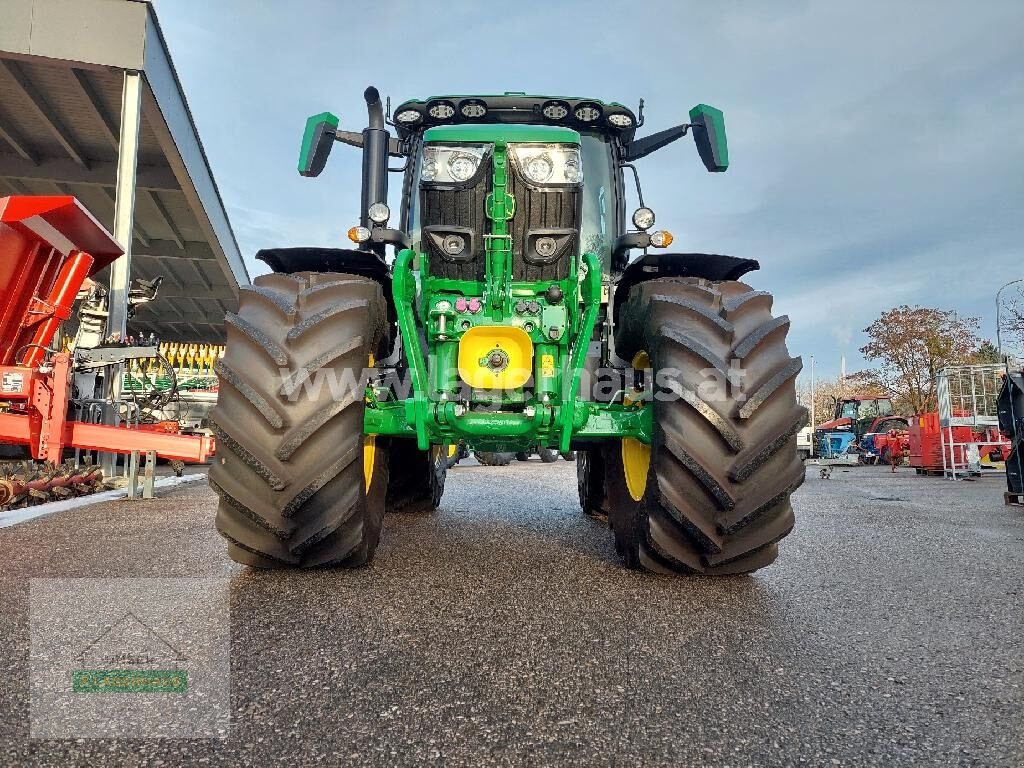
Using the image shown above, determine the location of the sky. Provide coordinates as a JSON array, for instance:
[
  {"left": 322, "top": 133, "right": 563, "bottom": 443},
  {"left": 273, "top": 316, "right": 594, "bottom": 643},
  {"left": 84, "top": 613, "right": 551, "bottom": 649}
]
[{"left": 154, "top": 0, "right": 1024, "bottom": 381}]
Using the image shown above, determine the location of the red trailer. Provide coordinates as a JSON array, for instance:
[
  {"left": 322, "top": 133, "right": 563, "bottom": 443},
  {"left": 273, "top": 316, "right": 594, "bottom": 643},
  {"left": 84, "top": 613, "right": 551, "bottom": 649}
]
[{"left": 0, "top": 196, "right": 213, "bottom": 507}]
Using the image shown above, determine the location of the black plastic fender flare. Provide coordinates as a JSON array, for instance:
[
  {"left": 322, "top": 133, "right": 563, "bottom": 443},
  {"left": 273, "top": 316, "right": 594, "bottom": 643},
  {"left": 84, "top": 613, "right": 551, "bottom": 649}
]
[
  {"left": 256, "top": 247, "right": 396, "bottom": 331},
  {"left": 612, "top": 251, "right": 760, "bottom": 326}
]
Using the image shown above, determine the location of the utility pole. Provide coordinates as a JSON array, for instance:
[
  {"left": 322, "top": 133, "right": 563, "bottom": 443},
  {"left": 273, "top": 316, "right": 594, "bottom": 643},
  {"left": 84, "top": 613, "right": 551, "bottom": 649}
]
[{"left": 810, "top": 355, "right": 816, "bottom": 457}]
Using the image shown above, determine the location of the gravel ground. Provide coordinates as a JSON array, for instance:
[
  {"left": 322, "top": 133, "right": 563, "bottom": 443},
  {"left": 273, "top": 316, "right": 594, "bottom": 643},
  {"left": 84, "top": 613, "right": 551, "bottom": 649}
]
[{"left": 0, "top": 460, "right": 1022, "bottom": 766}]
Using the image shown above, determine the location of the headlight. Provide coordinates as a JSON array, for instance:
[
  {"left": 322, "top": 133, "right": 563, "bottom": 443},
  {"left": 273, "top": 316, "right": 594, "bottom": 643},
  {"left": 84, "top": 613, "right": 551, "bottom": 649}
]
[
  {"left": 607, "top": 112, "right": 634, "bottom": 128},
  {"left": 524, "top": 153, "right": 553, "bottom": 183},
  {"left": 420, "top": 144, "right": 487, "bottom": 184},
  {"left": 632, "top": 207, "right": 655, "bottom": 230},
  {"left": 541, "top": 100, "right": 570, "bottom": 121},
  {"left": 573, "top": 102, "right": 602, "bottom": 123},
  {"left": 448, "top": 152, "right": 480, "bottom": 182},
  {"left": 511, "top": 145, "right": 583, "bottom": 185},
  {"left": 367, "top": 203, "right": 390, "bottom": 224},
  {"left": 395, "top": 109, "right": 422, "bottom": 125},
  {"left": 427, "top": 101, "right": 456, "bottom": 120},
  {"left": 459, "top": 99, "right": 487, "bottom": 119}
]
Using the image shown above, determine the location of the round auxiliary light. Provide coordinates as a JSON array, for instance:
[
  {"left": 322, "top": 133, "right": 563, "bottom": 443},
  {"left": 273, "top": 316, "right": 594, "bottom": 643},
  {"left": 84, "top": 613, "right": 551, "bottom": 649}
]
[
  {"left": 395, "top": 109, "right": 423, "bottom": 125},
  {"left": 367, "top": 202, "right": 390, "bottom": 224},
  {"left": 573, "top": 102, "right": 602, "bottom": 123},
  {"left": 421, "top": 159, "right": 439, "bottom": 182},
  {"left": 448, "top": 153, "right": 479, "bottom": 182},
  {"left": 459, "top": 99, "right": 487, "bottom": 119},
  {"left": 427, "top": 101, "right": 456, "bottom": 120},
  {"left": 347, "top": 226, "right": 371, "bottom": 244},
  {"left": 632, "top": 207, "right": 656, "bottom": 230},
  {"left": 541, "top": 101, "right": 570, "bottom": 121},
  {"left": 607, "top": 112, "right": 634, "bottom": 128},
  {"left": 535, "top": 236, "right": 557, "bottom": 258},
  {"left": 523, "top": 153, "right": 554, "bottom": 183},
  {"left": 442, "top": 234, "right": 466, "bottom": 256},
  {"left": 650, "top": 230, "right": 674, "bottom": 248}
]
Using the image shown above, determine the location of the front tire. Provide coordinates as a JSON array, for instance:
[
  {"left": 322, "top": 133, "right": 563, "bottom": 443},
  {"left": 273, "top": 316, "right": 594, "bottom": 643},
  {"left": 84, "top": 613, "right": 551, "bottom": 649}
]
[
  {"left": 607, "top": 277, "right": 807, "bottom": 575},
  {"left": 577, "top": 447, "right": 608, "bottom": 522},
  {"left": 209, "top": 272, "right": 388, "bottom": 568}
]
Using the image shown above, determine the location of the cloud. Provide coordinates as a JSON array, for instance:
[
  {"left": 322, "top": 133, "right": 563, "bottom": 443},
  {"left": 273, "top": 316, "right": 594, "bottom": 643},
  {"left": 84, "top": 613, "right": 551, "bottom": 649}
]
[{"left": 153, "top": 0, "right": 1024, "bottom": 377}]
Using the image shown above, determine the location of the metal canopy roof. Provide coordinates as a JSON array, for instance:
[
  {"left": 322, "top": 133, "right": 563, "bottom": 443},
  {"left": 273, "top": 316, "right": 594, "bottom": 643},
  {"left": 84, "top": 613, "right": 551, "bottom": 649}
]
[{"left": 0, "top": 0, "right": 249, "bottom": 343}]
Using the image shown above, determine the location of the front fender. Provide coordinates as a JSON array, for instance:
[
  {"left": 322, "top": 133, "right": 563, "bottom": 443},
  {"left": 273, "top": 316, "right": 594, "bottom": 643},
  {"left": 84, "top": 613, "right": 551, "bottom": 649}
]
[
  {"left": 256, "top": 246, "right": 396, "bottom": 342},
  {"left": 612, "top": 251, "right": 759, "bottom": 324}
]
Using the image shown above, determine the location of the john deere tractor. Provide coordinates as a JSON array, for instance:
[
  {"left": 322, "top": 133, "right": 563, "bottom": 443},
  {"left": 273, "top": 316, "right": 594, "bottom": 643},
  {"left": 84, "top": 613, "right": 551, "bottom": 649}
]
[{"left": 209, "top": 88, "right": 807, "bottom": 574}]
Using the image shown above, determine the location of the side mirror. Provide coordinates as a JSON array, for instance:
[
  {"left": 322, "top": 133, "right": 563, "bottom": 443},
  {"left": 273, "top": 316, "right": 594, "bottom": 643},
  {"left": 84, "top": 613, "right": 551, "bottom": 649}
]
[
  {"left": 298, "top": 112, "right": 340, "bottom": 177},
  {"left": 688, "top": 104, "right": 728, "bottom": 172}
]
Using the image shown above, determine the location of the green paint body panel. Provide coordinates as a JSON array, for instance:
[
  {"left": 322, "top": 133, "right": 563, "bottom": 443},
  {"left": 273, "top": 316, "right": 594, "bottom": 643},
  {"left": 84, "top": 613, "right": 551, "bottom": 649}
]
[{"left": 424, "top": 123, "right": 580, "bottom": 144}]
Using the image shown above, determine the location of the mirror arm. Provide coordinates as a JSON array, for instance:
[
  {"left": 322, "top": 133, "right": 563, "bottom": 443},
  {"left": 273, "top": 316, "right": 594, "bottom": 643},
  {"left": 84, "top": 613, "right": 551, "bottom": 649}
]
[
  {"left": 371, "top": 227, "right": 411, "bottom": 249},
  {"left": 335, "top": 130, "right": 406, "bottom": 158},
  {"left": 625, "top": 123, "right": 691, "bottom": 162},
  {"left": 334, "top": 130, "right": 364, "bottom": 149},
  {"left": 611, "top": 232, "right": 651, "bottom": 271}
]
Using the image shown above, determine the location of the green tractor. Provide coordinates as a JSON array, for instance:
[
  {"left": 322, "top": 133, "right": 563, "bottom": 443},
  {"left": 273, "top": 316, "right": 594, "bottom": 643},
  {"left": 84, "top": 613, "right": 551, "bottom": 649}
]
[{"left": 209, "top": 88, "right": 807, "bottom": 574}]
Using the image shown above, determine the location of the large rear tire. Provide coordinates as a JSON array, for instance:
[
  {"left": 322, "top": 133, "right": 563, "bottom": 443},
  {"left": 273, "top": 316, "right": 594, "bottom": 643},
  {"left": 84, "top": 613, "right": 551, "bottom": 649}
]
[
  {"left": 577, "top": 447, "right": 608, "bottom": 522},
  {"left": 385, "top": 440, "right": 446, "bottom": 514},
  {"left": 607, "top": 277, "right": 807, "bottom": 575},
  {"left": 209, "top": 272, "right": 389, "bottom": 568}
]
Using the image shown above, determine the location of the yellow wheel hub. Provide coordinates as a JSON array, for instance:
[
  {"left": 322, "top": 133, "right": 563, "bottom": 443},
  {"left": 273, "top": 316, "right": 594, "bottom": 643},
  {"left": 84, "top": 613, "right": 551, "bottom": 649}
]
[
  {"left": 363, "top": 436, "right": 377, "bottom": 492},
  {"left": 622, "top": 350, "right": 652, "bottom": 501}
]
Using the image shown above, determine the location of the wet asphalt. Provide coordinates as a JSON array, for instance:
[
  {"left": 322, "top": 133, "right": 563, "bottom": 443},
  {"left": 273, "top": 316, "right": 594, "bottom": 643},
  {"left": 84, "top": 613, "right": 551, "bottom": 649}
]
[{"left": 0, "top": 459, "right": 1022, "bottom": 766}]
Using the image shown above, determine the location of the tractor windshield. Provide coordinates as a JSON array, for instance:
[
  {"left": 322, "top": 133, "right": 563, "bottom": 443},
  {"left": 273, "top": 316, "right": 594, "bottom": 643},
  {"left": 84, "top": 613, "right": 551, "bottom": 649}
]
[{"left": 578, "top": 133, "right": 616, "bottom": 271}]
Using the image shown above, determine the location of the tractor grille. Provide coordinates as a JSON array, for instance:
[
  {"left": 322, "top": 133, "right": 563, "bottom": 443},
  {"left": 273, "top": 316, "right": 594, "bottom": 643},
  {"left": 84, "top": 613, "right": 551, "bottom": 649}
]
[
  {"left": 418, "top": 156, "right": 491, "bottom": 282},
  {"left": 506, "top": 169, "right": 581, "bottom": 282},
  {"left": 417, "top": 154, "right": 581, "bottom": 283}
]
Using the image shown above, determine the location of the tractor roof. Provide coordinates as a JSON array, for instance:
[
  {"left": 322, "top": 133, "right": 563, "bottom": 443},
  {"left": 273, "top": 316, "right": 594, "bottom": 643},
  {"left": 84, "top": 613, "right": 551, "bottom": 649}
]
[
  {"left": 424, "top": 123, "right": 580, "bottom": 144},
  {"left": 392, "top": 92, "right": 638, "bottom": 143}
]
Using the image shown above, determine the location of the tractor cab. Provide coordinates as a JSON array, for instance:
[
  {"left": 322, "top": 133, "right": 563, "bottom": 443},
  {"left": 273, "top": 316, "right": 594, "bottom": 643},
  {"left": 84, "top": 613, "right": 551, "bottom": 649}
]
[{"left": 816, "top": 395, "right": 894, "bottom": 439}]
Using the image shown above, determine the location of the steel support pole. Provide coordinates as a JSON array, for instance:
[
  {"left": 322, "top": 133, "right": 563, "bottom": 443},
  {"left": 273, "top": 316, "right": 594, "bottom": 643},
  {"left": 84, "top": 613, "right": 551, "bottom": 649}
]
[
  {"left": 108, "top": 70, "right": 142, "bottom": 340},
  {"left": 809, "top": 355, "right": 816, "bottom": 458},
  {"left": 101, "top": 70, "right": 142, "bottom": 477}
]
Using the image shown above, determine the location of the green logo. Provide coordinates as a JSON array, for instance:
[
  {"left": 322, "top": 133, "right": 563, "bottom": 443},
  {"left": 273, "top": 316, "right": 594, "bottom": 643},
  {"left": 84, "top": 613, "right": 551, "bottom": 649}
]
[
  {"left": 72, "top": 669, "right": 188, "bottom": 693},
  {"left": 73, "top": 611, "right": 188, "bottom": 694}
]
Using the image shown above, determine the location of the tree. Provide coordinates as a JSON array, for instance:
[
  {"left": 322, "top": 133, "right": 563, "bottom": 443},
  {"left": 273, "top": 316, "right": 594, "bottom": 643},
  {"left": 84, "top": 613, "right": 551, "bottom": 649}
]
[
  {"left": 851, "top": 306, "right": 982, "bottom": 415},
  {"left": 969, "top": 339, "right": 1001, "bottom": 364}
]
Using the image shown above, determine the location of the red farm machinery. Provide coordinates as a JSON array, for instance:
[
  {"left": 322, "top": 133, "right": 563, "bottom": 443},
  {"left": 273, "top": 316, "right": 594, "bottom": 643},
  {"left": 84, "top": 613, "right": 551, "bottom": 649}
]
[{"left": 0, "top": 195, "right": 214, "bottom": 509}]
